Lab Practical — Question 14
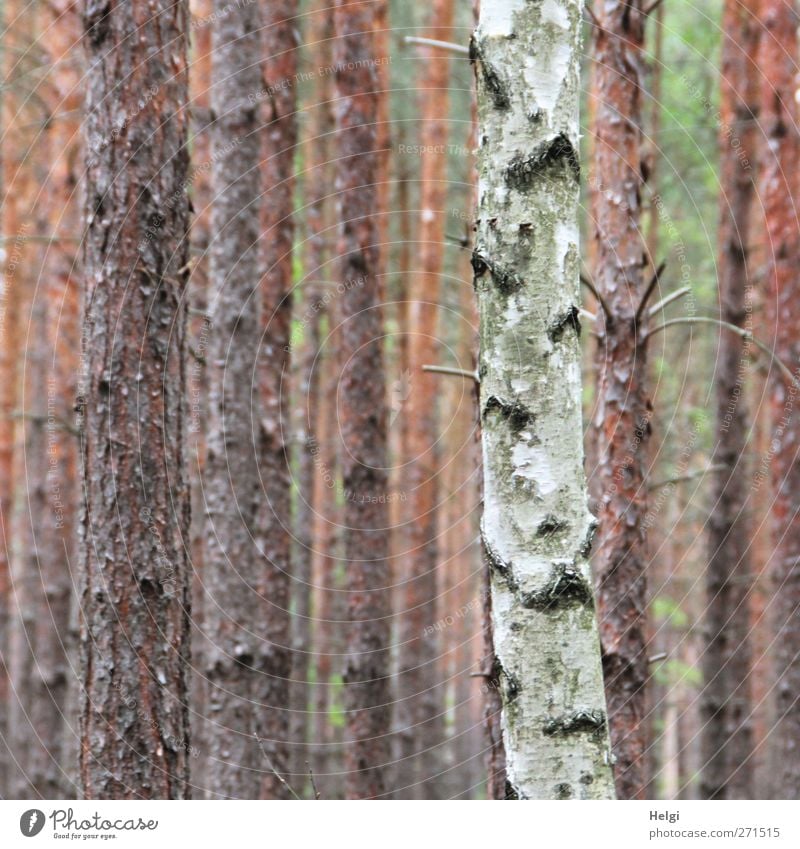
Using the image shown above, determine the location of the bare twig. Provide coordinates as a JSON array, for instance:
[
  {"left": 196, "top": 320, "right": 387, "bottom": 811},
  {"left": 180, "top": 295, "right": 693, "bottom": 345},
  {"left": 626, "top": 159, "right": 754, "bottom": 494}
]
[
  {"left": 635, "top": 259, "right": 667, "bottom": 323},
  {"left": 648, "top": 285, "right": 691, "bottom": 318},
  {"left": 403, "top": 35, "right": 469, "bottom": 56},
  {"left": 423, "top": 364, "right": 479, "bottom": 382},
  {"left": 580, "top": 273, "right": 613, "bottom": 322},
  {"left": 648, "top": 464, "right": 726, "bottom": 492},
  {"left": 306, "top": 762, "right": 321, "bottom": 800},
  {"left": 579, "top": 308, "right": 598, "bottom": 323},
  {"left": 648, "top": 652, "right": 668, "bottom": 664},
  {"left": 644, "top": 0, "right": 665, "bottom": 17},
  {"left": 254, "top": 732, "right": 301, "bottom": 800},
  {"left": 649, "top": 316, "right": 800, "bottom": 391}
]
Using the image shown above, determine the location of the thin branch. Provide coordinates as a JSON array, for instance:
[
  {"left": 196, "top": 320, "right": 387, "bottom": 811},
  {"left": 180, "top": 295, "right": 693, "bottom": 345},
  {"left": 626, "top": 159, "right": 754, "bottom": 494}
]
[
  {"left": 648, "top": 286, "right": 691, "bottom": 318},
  {"left": 254, "top": 732, "right": 301, "bottom": 800},
  {"left": 579, "top": 308, "right": 598, "bottom": 323},
  {"left": 306, "top": 762, "right": 321, "bottom": 800},
  {"left": 648, "top": 652, "right": 668, "bottom": 664},
  {"left": 403, "top": 36, "right": 470, "bottom": 56},
  {"left": 423, "top": 364, "right": 479, "bottom": 383},
  {"left": 644, "top": 0, "right": 665, "bottom": 16},
  {"left": 11, "top": 410, "right": 79, "bottom": 436},
  {"left": 583, "top": 5, "right": 601, "bottom": 28},
  {"left": 648, "top": 464, "right": 726, "bottom": 492},
  {"left": 649, "top": 316, "right": 800, "bottom": 391},
  {"left": 635, "top": 259, "right": 667, "bottom": 323},
  {"left": 580, "top": 273, "right": 613, "bottom": 322}
]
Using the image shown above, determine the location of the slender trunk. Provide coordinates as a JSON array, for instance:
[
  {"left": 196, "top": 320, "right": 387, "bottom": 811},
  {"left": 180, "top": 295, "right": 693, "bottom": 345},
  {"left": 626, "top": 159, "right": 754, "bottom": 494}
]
[
  {"left": 201, "top": 0, "right": 263, "bottom": 798},
  {"left": 473, "top": 0, "right": 615, "bottom": 799},
  {"left": 333, "top": 0, "right": 392, "bottom": 799},
  {"left": 79, "top": 0, "right": 192, "bottom": 799},
  {"left": 254, "top": 0, "right": 298, "bottom": 799},
  {"left": 395, "top": 0, "right": 455, "bottom": 799},
  {"left": 759, "top": 0, "right": 800, "bottom": 799},
  {"left": 590, "top": 0, "right": 650, "bottom": 800},
  {"left": 700, "top": 0, "right": 759, "bottom": 801}
]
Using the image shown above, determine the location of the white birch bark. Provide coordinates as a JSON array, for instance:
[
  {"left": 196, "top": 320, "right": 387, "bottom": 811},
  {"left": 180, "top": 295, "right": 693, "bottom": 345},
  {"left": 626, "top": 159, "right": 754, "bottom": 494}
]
[{"left": 473, "top": 0, "right": 616, "bottom": 799}]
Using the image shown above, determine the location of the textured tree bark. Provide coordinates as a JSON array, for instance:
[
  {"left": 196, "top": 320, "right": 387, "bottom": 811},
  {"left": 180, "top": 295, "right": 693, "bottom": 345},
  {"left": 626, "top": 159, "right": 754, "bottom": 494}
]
[
  {"left": 759, "top": 0, "right": 800, "bottom": 800},
  {"left": 254, "top": 0, "right": 298, "bottom": 800},
  {"left": 589, "top": 0, "right": 650, "bottom": 800},
  {"left": 395, "top": 0, "right": 454, "bottom": 800},
  {"left": 333, "top": 0, "right": 392, "bottom": 799},
  {"left": 80, "top": 0, "right": 192, "bottom": 799},
  {"left": 200, "top": 0, "right": 263, "bottom": 799},
  {"left": 700, "top": 0, "right": 759, "bottom": 801},
  {"left": 473, "top": 0, "right": 615, "bottom": 800}
]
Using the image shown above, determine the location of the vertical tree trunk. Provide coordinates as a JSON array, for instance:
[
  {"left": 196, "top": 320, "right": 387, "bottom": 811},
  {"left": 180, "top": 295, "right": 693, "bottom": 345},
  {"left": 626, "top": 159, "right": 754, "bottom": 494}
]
[
  {"left": 254, "top": 0, "right": 298, "bottom": 800},
  {"left": 700, "top": 0, "right": 759, "bottom": 801},
  {"left": 759, "top": 0, "right": 800, "bottom": 799},
  {"left": 201, "top": 0, "right": 263, "bottom": 798},
  {"left": 80, "top": 0, "right": 192, "bottom": 799},
  {"left": 395, "top": 0, "right": 455, "bottom": 799},
  {"left": 333, "top": 0, "right": 392, "bottom": 799},
  {"left": 473, "top": 0, "right": 615, "bottom": 800},
  {"left": 590, "top": 0, "right": 650, "bottom": 800}
]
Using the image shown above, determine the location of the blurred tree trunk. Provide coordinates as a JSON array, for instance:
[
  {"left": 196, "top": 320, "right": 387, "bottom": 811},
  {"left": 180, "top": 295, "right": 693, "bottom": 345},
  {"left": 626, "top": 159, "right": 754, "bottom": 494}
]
[
  {"left": 473, "top": 0, "right": 615, "bottom": 799},
  {"left": 759, "top": 0, "right": 800, "bottom": 799},
  {"left": 79, "top": 0, "right": 192, "bottom": 799},
  {"left": 291, "top": 2, "right": 333, "bottom": 790},
  {"left": 700, "top": 0, "right": 759, "bottom": 801},
  {"left": 590, "top": 0, "right": 650, "bottom": 800},
  {"left": 395, "top": 0, "right": 454, "bottom": 799},
  {"left": 254, "top": 0, "right": 298, "bottom": 799},
  {"left": 10, "top": 0, "right": 82, "bottom": 798},
  {"left": 333, "top": 0, "right": 392, "bottom": 799},
  {"left": 201, "top": 0, "right": 263, "bottom": 798}
]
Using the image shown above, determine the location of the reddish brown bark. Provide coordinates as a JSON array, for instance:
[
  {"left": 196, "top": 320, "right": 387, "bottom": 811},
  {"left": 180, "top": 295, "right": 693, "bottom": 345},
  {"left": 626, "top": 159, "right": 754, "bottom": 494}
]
[
  {"left": 333, "top": 0, "right": 392, "bottom": 799},
  {"left": 395, "top": 0, "right": 454, "bottom": 800},
  {"left": 700, "top": 0, "right": 759, "bottom": 801},
  {"left": 590, "top": 0, "right": 650, "bottom": 800},
  {"left": 79, "top": 0, "right": 192, "bottom": 799},
  {"left": 759, "top": 0, "right": 800, "bottom": 799}
]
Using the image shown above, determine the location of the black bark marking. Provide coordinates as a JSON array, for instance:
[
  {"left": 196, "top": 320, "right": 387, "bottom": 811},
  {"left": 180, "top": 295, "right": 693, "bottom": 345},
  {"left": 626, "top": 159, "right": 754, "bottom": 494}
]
[
  {"left": 536, "top": 515, "right": 568, "bottom": 537},
  {"left": 471, "top": 250, "right": 524, "bottom": 295},
  {"left": 483, "top": 537, "right": 519, "bottom": 593},
  {"left": 469, "top": 37, "right": 511, "bottom": 109},
  {"left": 505, "top": 133, "right": 580, "bottom": 190},
  {"left": 522, "top": 563, "right": 594, "bottom": 611},
  {"left": 482, "top": 394, "right": 534, "bottom": 434},
  {"left": 548, "top": 306, "right": 581, "bottom": 343},
  {"left": 543, "top": 709, "right": 607, "bottom": 739}
]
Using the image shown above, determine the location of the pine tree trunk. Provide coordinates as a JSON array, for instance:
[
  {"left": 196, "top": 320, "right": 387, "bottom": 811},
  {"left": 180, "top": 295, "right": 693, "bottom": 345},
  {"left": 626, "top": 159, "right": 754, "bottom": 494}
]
[
  {"left": 80, "top": 0, "right": 192, "bottom": 799},
  {"left": 395, "top": 0, "right": 455, "bottom": 799},
  {"left": 589, "top": 0, "right": 650, "bottom": 800},
  {"left": 201, "top": 0, "right": 264, "bottom": 798},
  {"left": 700, "top": 0, "right": 759, "bottom": 801},
  {"left": 473, "top": 0, "right": 615, "bottom": 800},
  {"left": 759, "top": 0, "right": 800, "bottom": 799},
  {"left": 333, "top": 0, "right": 392, "bottom": 799},
  {"left": 253, "top": 0, "right": 298, "bottom": 799}
]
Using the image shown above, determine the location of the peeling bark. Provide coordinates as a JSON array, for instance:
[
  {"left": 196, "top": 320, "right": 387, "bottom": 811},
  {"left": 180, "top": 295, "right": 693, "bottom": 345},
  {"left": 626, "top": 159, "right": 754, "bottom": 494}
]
[
  {"left": 473, "top": 0, "right": 615, "bottom": 800},
  {"left": 589, "top": 0, "right": 650, "bottom": 800}
]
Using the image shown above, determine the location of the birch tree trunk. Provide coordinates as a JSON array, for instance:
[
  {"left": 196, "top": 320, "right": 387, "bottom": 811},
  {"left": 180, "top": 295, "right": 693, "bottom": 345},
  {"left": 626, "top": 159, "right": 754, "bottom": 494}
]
[
  {"left": 759, "top": 0, "right": 800, "bottom": 799},
  {"left": 472, "top": 0, "right": 615, "bottom": 799},
  {"left": 701, "top": 0, "right": 759, "bottom": 800},
  {"left": 80, "top": 0, "right": 192, "bottom": 799}
]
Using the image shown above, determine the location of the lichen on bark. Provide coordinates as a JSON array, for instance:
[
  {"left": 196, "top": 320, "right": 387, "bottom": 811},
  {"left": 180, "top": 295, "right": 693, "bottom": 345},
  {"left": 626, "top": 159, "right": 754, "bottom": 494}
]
[{"left": 473, "top": 0, "right": 615, "bottom": 799}]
